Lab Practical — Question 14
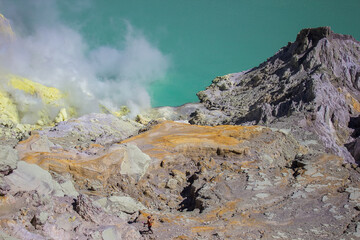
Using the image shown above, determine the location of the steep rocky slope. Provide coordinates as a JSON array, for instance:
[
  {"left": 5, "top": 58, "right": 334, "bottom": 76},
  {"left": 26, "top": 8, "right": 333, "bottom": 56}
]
[{"left": 191, "top": 27, "right": 360, "bottom": 164}]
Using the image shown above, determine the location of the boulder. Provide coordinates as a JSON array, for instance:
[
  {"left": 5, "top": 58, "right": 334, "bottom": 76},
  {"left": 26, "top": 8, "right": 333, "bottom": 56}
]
[
  {"left": 95, "top": 195, "right": 146, "bottom": 218},
  {"left": 4, "top": 161, "right": 64, "bottom": 197},
  {"left": 120, "top": 144, "right": 151, "bottom": 180}
]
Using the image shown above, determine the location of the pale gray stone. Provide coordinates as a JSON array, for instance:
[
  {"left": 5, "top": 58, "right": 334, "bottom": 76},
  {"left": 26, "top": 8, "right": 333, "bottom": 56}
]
[
  {"left": 29, "top": 135, "right": 53, "bottom": 152},
  {"left": 59, "top": 180, "right": 79, "bottom": 198},
  {"left": 0, "top": 231, "right": 20, "bottom": 240},
  {"left": 95, "top": 195, "right": 146, "bottom": 216},
  {"left": 166, "top": 178, "right": 178, "bottom": 190},
  {"left": 120, "top": 144, "right": 151, "bottom": 181},
  {"left": 102, "top": 227, "right": 121, "bottom": 240},
  {"left": 4, "top": 161, "right": 64, "bottom": 197},
  {"left": 0, "top": 145, "right": 18, "bottom": 175}
]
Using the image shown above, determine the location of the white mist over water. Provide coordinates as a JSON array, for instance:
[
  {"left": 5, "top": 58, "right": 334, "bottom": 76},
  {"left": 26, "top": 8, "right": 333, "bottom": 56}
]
[{"left": 0, "top": 0, "right": 170, "bottom": 116}]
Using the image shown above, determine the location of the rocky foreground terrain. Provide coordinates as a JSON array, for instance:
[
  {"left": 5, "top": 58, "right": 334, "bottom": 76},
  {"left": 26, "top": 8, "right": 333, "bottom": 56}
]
[{"left": 0, "top": 22, "right": 360, "bottom": 239}]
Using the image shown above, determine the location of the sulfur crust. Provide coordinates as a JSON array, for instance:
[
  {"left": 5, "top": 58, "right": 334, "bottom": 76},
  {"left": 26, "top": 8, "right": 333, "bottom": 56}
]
[
  {"left": 0, "top": 74, "right": 76, "bottom": 125},
  {"left": 8, "top": 75, "right": 64, "bottom": 105},
  {"left": 0, "top": 88, "right": 19, "bottom": 123},
  {"left": 0, "top": 13, "right": 14, "bottom": 40}
]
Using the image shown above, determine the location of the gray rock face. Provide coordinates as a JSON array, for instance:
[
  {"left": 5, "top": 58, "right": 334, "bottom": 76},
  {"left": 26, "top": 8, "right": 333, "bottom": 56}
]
[
  {"left": 4, "top": 161, "right": 64, "bottom": 197},
  {"left": 120, "top": 144, "right": 151, "bottom": 181},
  {"left": 139, "top": 103, "right": 205, "bottom": 123},
  {"left": 95, "top": 195, "right": 146, "bottom": 220},
  {"left": 0, "top": 189, "right": 142, "bottom": 240},
  {"left": 109, "top": 121, "right": 360, "bottom": 239},
  {"left": 191, "top": 27, "right": 360, "bottom": 163}
]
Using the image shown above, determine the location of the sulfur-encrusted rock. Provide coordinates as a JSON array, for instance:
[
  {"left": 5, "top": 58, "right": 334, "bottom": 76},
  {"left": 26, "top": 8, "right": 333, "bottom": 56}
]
[{"left": 0, "top": 74, "right": 75, "bottom": 126}]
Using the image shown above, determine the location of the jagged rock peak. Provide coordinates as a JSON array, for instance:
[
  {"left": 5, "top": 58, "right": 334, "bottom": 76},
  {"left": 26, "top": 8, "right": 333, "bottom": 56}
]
[
  {"left": 296, "top": 26, "right": 356, "bottom": 42},
  {"left": 295, "top": 26, "right": 333, "bottom": 44},
  {"left": 290, "top": 26, "right": 357, "bottom": 55}
]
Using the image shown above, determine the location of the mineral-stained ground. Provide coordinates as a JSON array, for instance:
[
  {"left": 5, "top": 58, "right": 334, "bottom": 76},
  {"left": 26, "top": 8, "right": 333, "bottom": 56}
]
[{"left": 0, "top": 23, "right": 360, "bottom": 239}]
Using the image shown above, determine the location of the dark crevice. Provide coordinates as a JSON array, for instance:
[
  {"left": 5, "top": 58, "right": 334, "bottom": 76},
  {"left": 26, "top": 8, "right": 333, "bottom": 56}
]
[
  {"left": 72, "top": 198, "right": 78, "bottom": 212},
  {"left": 288, "top": 156, "right": 306, "bottom": 178},
  {"left": 179, "top": 174, "right": 204, "bottom": 213},
  {"left": 349, "top": 116, "right": 360, "bottom": 138},
  {"left": 345, "top": 115, "right": 360, "bottom": 164}
]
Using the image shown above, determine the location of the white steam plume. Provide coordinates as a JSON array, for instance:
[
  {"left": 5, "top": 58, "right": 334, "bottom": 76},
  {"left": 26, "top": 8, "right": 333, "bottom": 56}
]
[{"left": 0, "top": 0, "right": 169, "bottom": 117}]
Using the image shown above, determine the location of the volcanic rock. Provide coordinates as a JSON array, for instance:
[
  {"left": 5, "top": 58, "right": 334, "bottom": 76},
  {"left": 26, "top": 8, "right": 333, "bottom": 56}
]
[
  {"left": 10, "top": 118, "right": 360, "bottom": 239},
  {"left": 40, "top": 113, "right": 141, "bottom": 149},
  {"left": 0, "top": 145, "right": 18, "bottom": 176},
  {"left": 191, "top": 27, "right": 360, "bottom": 163},
  {"left": 16, "top": 136, "right": 151, "bottom": 193},
  {"left": 4, "top": 161, "right": 65, "bottom": 197}
]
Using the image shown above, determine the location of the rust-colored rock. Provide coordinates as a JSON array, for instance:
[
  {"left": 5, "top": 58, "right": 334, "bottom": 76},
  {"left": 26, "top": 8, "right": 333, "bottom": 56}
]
[{"left": 16, "top": 132, "right": 151, "bottom": 190}]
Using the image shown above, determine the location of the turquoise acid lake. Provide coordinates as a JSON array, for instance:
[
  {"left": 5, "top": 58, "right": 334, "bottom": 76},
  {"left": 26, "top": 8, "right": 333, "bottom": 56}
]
[{"left": 6, "top": 0, "right": 360, "bottom": 107}]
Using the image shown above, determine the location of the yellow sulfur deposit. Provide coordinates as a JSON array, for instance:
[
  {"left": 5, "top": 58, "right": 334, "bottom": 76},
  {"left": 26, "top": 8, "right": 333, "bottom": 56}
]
[
  {"left": 1, "top": 73, "right": 130, "bottom": 126},
  {"left": 100, "top": 104, "right": 130, "bottom": 118},
  {"left": 8, "top": 75, "right": 64, "bottom": 105},
  {"left": 0, "top": 13, "right": 14, "bottom": 40},
  {"left": 112, "top": 106, "right": 130, "bottom": 117},
  {"left": 0, "top": 14, "right": 75, "bottom": 126},
  {"left": 0, "top": 13, "right": 129, "bottom": 126},
  {"left": 0, "top": 89, "right": 19, "bottom": 123},
  {"left": 0, "top": 74, "right": 76, "bottom": 126},
  {"left": 54, "top": 108, "right": 68, "bottom": 123}
]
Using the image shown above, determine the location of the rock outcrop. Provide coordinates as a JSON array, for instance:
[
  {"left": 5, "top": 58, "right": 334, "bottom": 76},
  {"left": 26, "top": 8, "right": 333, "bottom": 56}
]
[
  {"left": 191, "top": 27, "right": 360, "bottom": 163},
  {"left": 120, "top": 121, "right": 360, "bottom": 239}
]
